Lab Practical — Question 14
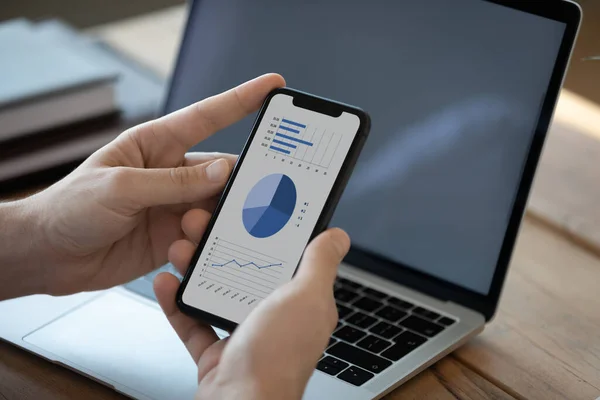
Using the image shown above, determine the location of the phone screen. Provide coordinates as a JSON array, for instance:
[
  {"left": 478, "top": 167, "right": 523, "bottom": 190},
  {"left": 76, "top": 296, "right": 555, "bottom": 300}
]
[{"left": 181, "top": 92, "right": 361, "bottom": 324}]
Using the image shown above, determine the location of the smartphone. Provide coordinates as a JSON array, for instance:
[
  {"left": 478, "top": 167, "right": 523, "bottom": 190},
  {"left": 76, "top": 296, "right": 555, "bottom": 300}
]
[{"left": 176, "top": 88, "right": 370, "bottom": 330}]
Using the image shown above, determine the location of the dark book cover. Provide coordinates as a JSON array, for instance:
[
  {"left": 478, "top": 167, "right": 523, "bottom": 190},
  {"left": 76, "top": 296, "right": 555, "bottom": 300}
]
[{"left": 0, "top": 19, "right": 164, "bottom": 193}]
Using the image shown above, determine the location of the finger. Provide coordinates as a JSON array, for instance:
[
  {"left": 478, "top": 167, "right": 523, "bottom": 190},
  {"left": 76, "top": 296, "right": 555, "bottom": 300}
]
[
  {"left": 152, "top": 73, "right": 284, "bottom": 151},
  {"left": 196, "top": 194, "right": 220, "bottom": 213},
  {"left": 119, "top": 158, "right": 231, "bottom": 208},
  {"left": 154, "top": 272, "right": 219, "bottom": 364},
  {"left": 169, "top": 208, "right": 215, "bottom": 274},
  {"left": 168, "top": 239, "right": 197, "bottom": 275},
  {"left": 184, "top": 152, "right": 237, "bottom": 168},
  {"left": 196, "top": 338, "right": 228, "bottom": 382},
  {"left": 182, "top": 208, "right": 212, "bottom": 244},
  {"left": 295, "top": 228, "right": 351, "bottom": 291}
]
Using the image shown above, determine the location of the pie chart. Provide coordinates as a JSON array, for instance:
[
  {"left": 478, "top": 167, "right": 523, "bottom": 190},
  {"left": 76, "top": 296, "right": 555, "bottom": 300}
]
[{"left": 243, "top": 174, "right": 297, "bottom": 238}]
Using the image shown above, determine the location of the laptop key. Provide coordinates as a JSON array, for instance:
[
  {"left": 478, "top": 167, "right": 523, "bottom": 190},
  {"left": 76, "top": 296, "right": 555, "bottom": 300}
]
[
  {"left": 437, "top": 316, "right": 456, "bottom": 326},
  {"left": 337, "top": 366, "right": 374, "bottom": 386},
  {"left": 337, "top": 303, "right": 353, "bottom": 319},
  {"left": 321, "top": 356, "right": 349, "bottom": 370},
  {"left": 352, "top": 296, "right": 383, "bottom": 313},
  {"left": 335, "top": 288, "right": 359, "bottom": 303},
  {"left": 369, "top": 321, "right": 402, "bottom": 339},
  {"left": 328, "top": 338, "right": 338, "bottom": 348},
  {"left": 382, "top": 331, "right": 427, "bottom": 361},
  {"left": 397, "top": 330, "right": 427, "bottom": 345},
  {"left": 413, "top": 307, "right": 441, "bottom": 321},
  {"left": 346, "top": 312, "right": 377, "bottom": 329},
  {"left": 362, "top": 288, "right": 388, "bottom": 299},
  {"left": 375, "top": 306, "right": 407, "bottom": 323},
  {"left": 387, "top": 297, "right": 414, "bottom": 310},
  {"left": 333, "top": 326, "right": 367, "bottom": 343},
  {"left": 337, "top": 277, "right": 363, "bottom": 290},
  {"left": 316, "top": 360, "right": 343, "bottom": 376},
  {"left": 400, "top": 315, "right": 444, "bottom": 337},
  {"left": 328, "top": 342, "right": 392, "bottom": 373},
  {"left": 357, "top": 335, "right": 392, "bottom": 353}
]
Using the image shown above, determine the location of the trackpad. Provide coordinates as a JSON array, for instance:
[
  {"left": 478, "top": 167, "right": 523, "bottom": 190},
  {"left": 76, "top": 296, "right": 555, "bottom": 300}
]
[{"left": 24, "top": 291, "right": 198, "bottom": 400}]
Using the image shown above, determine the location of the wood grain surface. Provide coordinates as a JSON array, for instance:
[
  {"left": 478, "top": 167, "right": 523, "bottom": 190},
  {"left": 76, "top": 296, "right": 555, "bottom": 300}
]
[
  {"left": 455, "top": 219, "right": 600, "bottom": 400},
  {"left": 0, "top": 340, "right": 124, "bottom": 400},
  {"left": 529, "top": 90, "right": 600, "bottom": 257}
]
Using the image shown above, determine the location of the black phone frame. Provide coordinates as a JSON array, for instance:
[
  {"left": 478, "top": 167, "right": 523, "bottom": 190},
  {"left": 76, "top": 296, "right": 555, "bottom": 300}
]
[{"left": 176, "top": 87, "right": 371, "bottom": 331}]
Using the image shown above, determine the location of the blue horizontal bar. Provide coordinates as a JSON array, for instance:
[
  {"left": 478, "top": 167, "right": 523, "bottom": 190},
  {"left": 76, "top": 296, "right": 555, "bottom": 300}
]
[
  {"left": 275, "top": 133, "right": 313, "bottom": 146},
  {"left": 282, "top": 118, "right": 306, "bottom": 128},
  {"left": 272, "top": 139, "right": 297, "bottom": 149},
  {"left": 270, "top": 145, "right": 290, "bottom": 154},
  {"left": 279, "top": 125, "right": 300, "bottom": 134}
]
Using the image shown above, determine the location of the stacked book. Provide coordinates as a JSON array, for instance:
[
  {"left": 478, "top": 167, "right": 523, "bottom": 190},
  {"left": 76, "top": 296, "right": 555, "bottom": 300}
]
[{"left": 0, "top": 19, "right": 164, "bottom": 192}]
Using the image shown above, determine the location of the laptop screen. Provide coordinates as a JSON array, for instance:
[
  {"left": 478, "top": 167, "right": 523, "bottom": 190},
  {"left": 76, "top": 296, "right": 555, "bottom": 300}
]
[{"left": 165, "top": 0, "right": 567, "bottom": 296}]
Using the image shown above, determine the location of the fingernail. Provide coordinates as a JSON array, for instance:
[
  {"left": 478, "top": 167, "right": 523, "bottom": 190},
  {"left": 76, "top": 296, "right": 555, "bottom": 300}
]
[{"left": 206, "top": 159, "right": 230, "bottom": 182}]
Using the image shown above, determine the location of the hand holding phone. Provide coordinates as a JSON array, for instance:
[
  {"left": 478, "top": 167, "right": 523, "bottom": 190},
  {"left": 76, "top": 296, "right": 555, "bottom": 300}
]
[{"left": 177, "top": 88, "right": 370, "bottom": 330}]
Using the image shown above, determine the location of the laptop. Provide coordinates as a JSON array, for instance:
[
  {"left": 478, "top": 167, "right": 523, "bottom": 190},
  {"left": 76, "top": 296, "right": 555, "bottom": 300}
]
[{"left": 0, "top": 0, "right": 581, "bottom": 399}]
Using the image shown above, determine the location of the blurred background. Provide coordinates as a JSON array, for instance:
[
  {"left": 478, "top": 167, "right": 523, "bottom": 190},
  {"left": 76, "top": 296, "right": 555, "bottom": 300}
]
[
  {"left": 0, "top": 0, "right": 599, "bottom": 252},
  {"left": 0, "top": 0, "right": 183, "bottom": 28},
  {"left": 0, "top": 0, "right": 598, "bottom": 103}
]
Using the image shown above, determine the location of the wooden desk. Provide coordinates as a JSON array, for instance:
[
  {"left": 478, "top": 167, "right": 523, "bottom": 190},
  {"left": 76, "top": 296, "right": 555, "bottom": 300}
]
[{"left": 1, "top": 6, "right": 600, "bottom": 400}]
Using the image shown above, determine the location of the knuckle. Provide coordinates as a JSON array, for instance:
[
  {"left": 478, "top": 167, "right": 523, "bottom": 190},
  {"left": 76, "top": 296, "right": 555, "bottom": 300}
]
[
  {"left": 108, "top": 167, "right": 133, "bottom": 191},
  {"left": 169, "top": 167, "right": 196, "bottom": 186},
  {"left": 194, "top": 101, "right": 220, "bottom": 135}
]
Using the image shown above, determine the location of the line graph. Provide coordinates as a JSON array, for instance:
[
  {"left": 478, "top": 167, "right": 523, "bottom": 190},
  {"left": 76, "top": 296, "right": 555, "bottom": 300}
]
[
  {"left": 211, "top": 259, "right": 282, "bottom": 270},
  {"left": 197, "top": 237, "right": 285, "bottom": 299}
]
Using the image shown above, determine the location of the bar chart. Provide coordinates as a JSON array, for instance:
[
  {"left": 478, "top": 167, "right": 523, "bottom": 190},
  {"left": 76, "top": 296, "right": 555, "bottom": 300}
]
[{"left": 267, "top": 117, "right": 343, "bottom": 169}]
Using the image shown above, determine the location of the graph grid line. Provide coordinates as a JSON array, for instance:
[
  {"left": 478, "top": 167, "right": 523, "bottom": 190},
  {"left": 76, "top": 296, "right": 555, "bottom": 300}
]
[
  {"left": 211, "top": 259, "right": 282, "bottom": 270},
  {"left": 218, "top": 238, "right": 285, "bottom": 262},
  {"left": 199, "top": 237, "right": 285, "bottom": 299}
]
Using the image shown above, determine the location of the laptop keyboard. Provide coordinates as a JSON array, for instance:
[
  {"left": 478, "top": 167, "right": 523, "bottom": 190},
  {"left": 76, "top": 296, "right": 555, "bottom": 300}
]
[
  {"left": 320, "top": 276, "right": 456, "bottom": 386},
  {"left": 127, "top": 267, "right": 456, "bottom": 387}
]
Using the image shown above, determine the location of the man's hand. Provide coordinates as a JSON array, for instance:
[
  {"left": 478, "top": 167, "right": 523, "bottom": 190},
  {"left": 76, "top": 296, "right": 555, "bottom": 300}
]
[
  {"left": 155, "top": 227, "right": 349, "bottom": 400},
  {"left": 0, "top": 74, "right": 285, "bottom": 299}
]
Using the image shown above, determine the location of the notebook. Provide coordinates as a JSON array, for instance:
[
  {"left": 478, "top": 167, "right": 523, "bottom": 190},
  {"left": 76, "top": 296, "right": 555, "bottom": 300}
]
[
  {"left": 0, "top": 19, "right": 118, "bottom": 141},
  {"left": 0, "top": 19, "right": 164, "bottom": 189}
]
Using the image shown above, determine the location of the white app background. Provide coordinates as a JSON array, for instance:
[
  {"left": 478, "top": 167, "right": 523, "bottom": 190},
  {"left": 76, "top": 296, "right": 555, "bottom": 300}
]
[{"left": 183, "top": 93, "right": 360, "bottom": 323}]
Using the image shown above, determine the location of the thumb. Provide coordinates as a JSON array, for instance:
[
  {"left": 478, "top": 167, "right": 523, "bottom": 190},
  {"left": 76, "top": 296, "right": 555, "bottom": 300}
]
[
  {"left": 122, "top": 158, "right": 232, "bottom": 208},
  {"left": 295, "top": 228, "right": 350, "bottom": 291}
]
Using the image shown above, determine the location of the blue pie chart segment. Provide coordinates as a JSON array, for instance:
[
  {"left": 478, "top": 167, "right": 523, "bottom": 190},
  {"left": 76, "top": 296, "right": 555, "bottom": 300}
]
[{"left": 243, "top": 174, "right": 297, "bottom": 238}]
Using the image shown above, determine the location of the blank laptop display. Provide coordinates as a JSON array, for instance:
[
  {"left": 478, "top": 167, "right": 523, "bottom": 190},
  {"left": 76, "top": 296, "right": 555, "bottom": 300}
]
[{"left": 165, "top": 0, "right": 566, "bottom": 295}]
